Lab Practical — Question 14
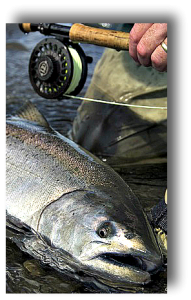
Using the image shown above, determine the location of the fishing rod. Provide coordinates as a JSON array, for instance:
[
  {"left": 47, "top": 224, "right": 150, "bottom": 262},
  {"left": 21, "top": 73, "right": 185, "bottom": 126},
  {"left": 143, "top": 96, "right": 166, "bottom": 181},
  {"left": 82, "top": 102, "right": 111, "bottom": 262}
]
[
  {"left": 19, "top": 23, "right": 130, "bottom": 101},
  {"left": 19, "top": 23, "right": 166, "bottom": 110},
  {"left": 19, "top": 23, "right": 130, "bottom": 50}
]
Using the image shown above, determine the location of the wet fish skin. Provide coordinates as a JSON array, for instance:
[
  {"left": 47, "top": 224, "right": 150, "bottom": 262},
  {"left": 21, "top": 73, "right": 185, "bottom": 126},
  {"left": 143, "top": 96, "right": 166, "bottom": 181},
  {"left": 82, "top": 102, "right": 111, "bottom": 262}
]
[{"left": 6, "top": 104, "right": 163, "bottom": 288}]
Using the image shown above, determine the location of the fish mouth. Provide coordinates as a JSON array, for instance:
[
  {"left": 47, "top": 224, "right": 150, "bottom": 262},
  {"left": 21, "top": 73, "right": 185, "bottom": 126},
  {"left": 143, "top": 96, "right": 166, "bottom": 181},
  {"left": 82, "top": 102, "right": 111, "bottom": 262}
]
[
  {"left": 82, "top": 251, "right": 162, "bottom": 287},
  {"left": 97, "top": 252, "right": 159, "bottom": 274},
  {"left": 99, "top": 253, "right": 145, "bottom": 271}
]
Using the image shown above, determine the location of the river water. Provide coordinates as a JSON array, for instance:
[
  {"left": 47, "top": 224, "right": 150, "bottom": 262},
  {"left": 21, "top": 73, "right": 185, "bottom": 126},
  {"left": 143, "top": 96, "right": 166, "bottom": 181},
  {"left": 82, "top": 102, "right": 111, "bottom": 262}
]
[{"left": 6, "top": 23, "right": 167, "bottom": 293}]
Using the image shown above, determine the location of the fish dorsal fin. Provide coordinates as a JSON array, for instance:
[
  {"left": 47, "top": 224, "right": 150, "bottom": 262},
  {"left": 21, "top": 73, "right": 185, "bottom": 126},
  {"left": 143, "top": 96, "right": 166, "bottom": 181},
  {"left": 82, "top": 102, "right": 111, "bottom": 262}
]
[{"left": 16, "top": 101, "right": 51, "bottom": 130}]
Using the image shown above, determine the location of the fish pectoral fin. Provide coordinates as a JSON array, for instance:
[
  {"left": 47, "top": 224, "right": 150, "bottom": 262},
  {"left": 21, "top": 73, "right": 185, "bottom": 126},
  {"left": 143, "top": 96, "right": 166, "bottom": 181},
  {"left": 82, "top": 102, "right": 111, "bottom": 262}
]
[{"left": 15, "top": 101, "right": 52, "bottom": 131}]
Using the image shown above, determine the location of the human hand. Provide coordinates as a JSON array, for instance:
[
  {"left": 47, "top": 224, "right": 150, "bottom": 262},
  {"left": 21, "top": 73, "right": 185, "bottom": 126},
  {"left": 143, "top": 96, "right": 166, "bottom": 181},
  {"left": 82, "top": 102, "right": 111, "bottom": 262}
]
[{"left": 129, "top": 23, "right": 167, "bottom": 72}]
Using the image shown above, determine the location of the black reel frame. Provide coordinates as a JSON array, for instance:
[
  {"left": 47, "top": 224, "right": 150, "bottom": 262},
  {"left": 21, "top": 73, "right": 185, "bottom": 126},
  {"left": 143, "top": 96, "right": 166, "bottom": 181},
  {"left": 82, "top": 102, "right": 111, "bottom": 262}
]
[{"left": 27, "top": 24, "right": 92, "bottom": 100}]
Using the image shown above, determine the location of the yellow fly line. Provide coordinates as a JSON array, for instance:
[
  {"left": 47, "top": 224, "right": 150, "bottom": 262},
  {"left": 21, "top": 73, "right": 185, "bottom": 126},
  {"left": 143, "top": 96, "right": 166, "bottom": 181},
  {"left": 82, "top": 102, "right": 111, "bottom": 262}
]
[
  {"left": 64, "top": 46, "right": 83, "bottom": 95},
  {"left": 64, "top": 94, "right": 167, "bottom": 110}
]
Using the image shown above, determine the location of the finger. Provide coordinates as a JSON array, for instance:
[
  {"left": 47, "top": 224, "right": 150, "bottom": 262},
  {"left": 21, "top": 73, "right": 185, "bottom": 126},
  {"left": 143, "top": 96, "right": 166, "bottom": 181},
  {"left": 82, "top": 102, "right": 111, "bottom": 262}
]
[
  {"left": 129, "top": 23, "right": 153, "bottom": 63},
  {"left": 151, "top": 38, "right": 167, "bottom": 72},
  {"left": 136, "top": 23, "right": 167, "bottom": 67}
]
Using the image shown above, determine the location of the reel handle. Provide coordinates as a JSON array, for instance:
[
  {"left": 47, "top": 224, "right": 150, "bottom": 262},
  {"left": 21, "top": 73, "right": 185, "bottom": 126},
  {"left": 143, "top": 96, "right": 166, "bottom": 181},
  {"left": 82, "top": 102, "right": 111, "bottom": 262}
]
[{"left": 20, "top": 23, "right": 130, "bottom": 50}]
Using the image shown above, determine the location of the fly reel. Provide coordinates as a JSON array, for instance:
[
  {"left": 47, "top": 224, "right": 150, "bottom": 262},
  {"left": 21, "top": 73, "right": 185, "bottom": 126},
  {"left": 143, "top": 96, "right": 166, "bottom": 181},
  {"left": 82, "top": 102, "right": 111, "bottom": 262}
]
[{"left": 29, "top": 38, "right": 91, "bottom": 99}]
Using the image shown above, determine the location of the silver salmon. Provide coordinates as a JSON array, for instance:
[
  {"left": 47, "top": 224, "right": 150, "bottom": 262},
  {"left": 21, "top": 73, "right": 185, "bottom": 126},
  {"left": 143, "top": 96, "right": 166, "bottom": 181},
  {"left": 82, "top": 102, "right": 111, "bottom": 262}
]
[{"left": 6, "top": 102, "right": 162, "bottom": 289}]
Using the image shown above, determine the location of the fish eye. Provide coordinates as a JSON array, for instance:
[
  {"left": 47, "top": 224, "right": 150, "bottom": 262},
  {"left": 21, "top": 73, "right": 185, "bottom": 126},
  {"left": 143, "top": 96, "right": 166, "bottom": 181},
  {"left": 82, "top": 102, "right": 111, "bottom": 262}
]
[
  {"left": 98, "top": 227, "right": 108, "bottom": 238},
  {"left": 97, "top": 221, "right": 114, "bottom": 238}
]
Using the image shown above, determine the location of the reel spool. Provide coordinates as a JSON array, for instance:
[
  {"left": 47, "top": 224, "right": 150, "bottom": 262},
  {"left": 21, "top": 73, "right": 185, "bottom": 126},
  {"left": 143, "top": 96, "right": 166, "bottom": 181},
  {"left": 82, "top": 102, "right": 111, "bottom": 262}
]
[{"left": 29, "top": 38, "right": 90, "bottom": 99}]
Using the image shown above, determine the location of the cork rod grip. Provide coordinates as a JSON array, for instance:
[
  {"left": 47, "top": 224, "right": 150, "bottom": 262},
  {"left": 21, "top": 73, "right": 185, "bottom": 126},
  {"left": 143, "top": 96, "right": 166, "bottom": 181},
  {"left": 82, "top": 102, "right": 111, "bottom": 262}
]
[
  {"left": 69, "top": 23, "right": 130, "bottom": 50},
  {"left": 20, "top": 23, "right": 32, "bottom": 32}
]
